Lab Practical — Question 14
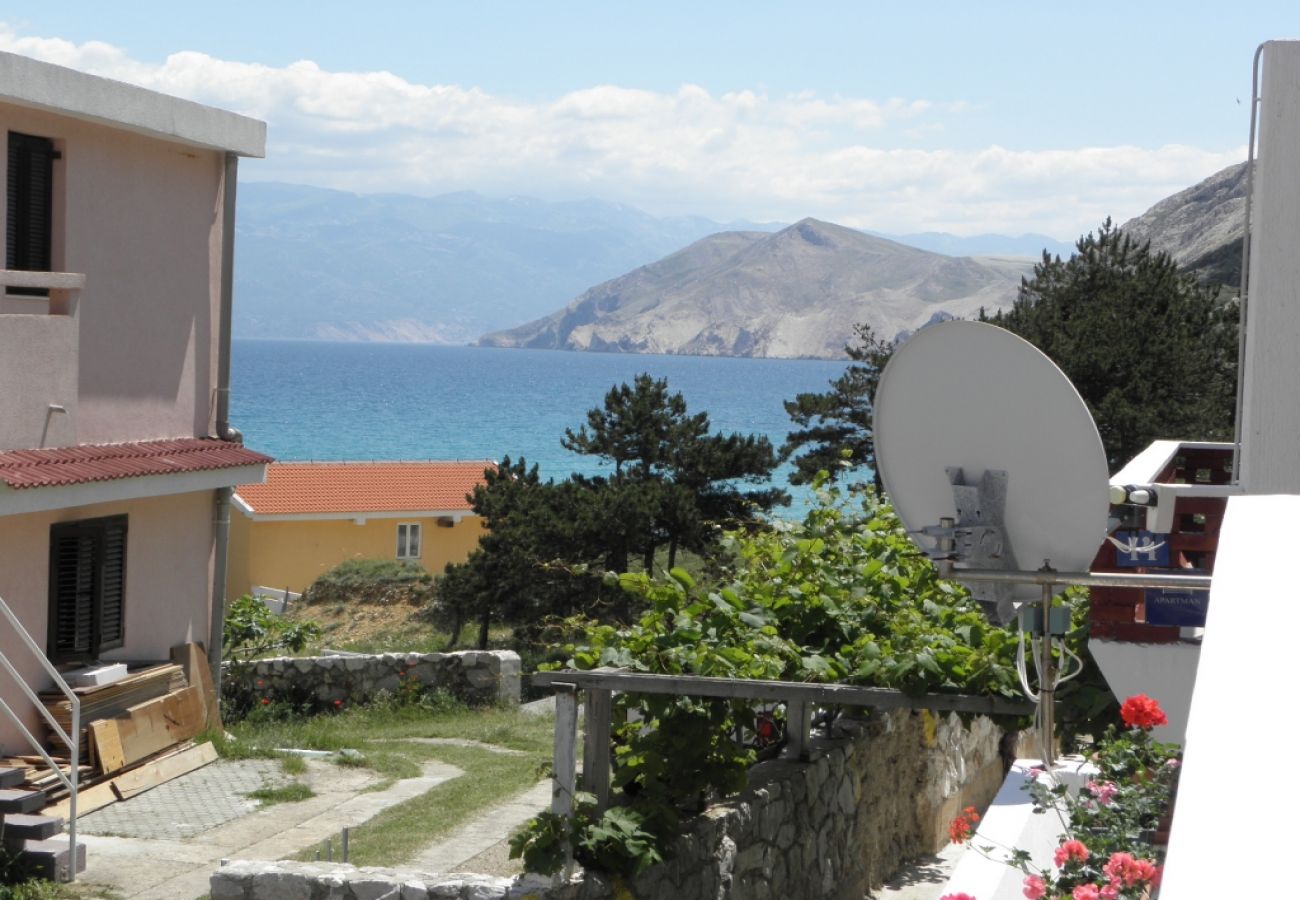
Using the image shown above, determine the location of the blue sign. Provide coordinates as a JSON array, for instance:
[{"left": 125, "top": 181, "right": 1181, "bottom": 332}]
[
  {"left": 1110, "top": 530, "right": 1170, "bottom": 568},
  {"left": 1144, "top": 588, "right": 1209, "bottom": 627}
]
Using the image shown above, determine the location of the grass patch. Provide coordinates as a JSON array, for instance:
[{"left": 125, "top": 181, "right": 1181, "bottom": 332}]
[
  {"left": 215, "top": 699, "right": 553, "bottom": 864},
  {"left": 295, "top": 742, "right": 547, "bottom": 868},
  {"left": 247, "top": 781, "right": 315, "bottom": 806}
]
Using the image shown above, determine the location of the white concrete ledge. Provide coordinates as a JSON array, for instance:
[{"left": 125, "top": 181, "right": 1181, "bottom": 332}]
[{"left": 0, "top": 51, "right": 265, "bottom": 157}]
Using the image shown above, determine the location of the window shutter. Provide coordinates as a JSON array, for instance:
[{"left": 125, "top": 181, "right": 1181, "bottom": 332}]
[
  {"left": 6, "top": 132, "right": 55, "bottom": 273},
  {"left": 50, "top": 530, "right": 95, "bottom": 660},
  {"left": 97, "top": 519, "right": 127, "bottom": 651}
]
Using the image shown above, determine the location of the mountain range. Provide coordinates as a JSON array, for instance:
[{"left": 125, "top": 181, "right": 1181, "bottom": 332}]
[
  {"left": 232, "top": 182, "right": 1071, "bottom": 345},
  {"left": 479, "top": 219, "right": 1034, "bottom": 359},
  {"left": 231, "top": 168, "right": 1243, "bottom": 357},
  {"left": 232, "top": 183, "right": 775, "bottom": 342}
]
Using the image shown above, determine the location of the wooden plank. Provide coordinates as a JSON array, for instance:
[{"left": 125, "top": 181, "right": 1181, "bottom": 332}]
[
  {"left": 89, "top": 720, "right": 126, "bottom": 774},
  {"left": 172, "top": 642, "right": 222, "bottom": 732},
  {"left": 110, "top": 742, "right": 217, "bottom": 800},
  {"left": 41, "top": 780, "right": 118, "bottom": 819},
  {"left": 531, "top": 671, "right": 1036, "bottom": 716},
  {"left": 114, "top": 686, "right": 205, "bottom": 766},
  {"left": 581, "top": 688, "right": 611, "bottom": 812},
  {"left": 552, "top": 684, "right": 577, "bottom": 817}
]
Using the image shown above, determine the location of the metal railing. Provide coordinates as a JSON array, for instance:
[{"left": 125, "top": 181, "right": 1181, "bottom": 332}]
[
  {"left": 531, "top": 669, "right": 1035, "bottom": 818},
  {"left": 0, "top": 593, "right": 80, "bottom": 880}
]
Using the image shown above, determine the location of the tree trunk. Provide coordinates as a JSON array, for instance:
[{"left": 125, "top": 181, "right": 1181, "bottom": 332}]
[
  {"left": 446, "top": 609, "right": 465, "bottom": 649},
  {"left": 477, "top": 609, "right": 491, "bottom": 649},
  {"left": 668, "top": 538, "right": 679, "bottom": 571}
]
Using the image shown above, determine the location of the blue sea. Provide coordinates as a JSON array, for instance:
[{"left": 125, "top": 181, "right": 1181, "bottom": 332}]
[{"left": 230, "top": 341, "right": 851, "bottom": 513}]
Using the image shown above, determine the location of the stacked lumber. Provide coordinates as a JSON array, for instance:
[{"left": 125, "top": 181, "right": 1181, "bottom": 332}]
[
  {"left": 40, "top": 663, "right": 186, "bottom": 758},
  {"left": 12, "top": 643, "right": 223, "bottom": 818}
]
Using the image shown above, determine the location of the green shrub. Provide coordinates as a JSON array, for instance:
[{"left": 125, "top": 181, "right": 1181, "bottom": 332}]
[
  {"left": 304, "top": 558, "right": 434, "bottom": 606},
  {"left": 516, "top": 478, "right": 1099, "bottom": 877}
]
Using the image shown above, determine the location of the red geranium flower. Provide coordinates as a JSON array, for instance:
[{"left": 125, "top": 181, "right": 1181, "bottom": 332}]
[
  {"left": 948, "top": 806, "right": 980, "bottom": 843},
  {"left": 1119, "top": 694, "right": 1168, "bottom": 730}
]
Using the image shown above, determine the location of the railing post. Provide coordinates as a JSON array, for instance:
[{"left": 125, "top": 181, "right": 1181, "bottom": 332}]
[
  {"left": 582, "top": 688, "right": 612, "bottom": 812},
  {"left": 784, "top": 700, "right": 813, "bottom": 761},
  {"left": 552, "top": 683, "right": 578, "bottom": 817}
]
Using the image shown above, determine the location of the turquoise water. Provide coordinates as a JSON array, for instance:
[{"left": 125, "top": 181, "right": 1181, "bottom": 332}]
[{"left": 230, "top": 341, "right": 850, "bottom": 509}]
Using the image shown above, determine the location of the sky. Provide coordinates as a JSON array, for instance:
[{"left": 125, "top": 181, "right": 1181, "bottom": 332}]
[{"left": 2, "top": 2, "right": 1295, "bottom": 239}]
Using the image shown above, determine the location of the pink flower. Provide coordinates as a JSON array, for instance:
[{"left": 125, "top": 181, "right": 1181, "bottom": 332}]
[
  {"left": 1099, "top": 884, "right": 1119, "bottom": 900},
  {"left": 1165, "top": 758, "right": 1180, "bottom": 769},
  {"left": 1103, "top": 852, "right": 1135, "bottom": 884},
  {"left": 1054, "top": 839, "right": 1090, "bottom": 867},
  {"left": 1086, "top": 780, "right": 1118, "bottom": 805},
  {"left": 1119, "top": 694, "right": 1168, "bottom": 730},
  {"left": 940, "top": 894, "right": 977, "bottom": 900},
  {"left": 1072, "top": 885, "right": 1101, "bottom": 900},
  {"left": 1022, "top": 875, "right": 1047, "bottom": 899},
  {"left": 1102, "top": 852, "right": 1159, "bottom": 887}
]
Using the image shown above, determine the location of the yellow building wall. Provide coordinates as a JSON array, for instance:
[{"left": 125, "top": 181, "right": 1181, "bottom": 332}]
[{"left": 226, "top": 513, "right": 486, "bottom": 600}]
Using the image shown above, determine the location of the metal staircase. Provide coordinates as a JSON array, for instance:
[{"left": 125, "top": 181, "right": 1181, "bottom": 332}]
[{"left": 0, "top": 594, "right": 84, "bottom": 882}]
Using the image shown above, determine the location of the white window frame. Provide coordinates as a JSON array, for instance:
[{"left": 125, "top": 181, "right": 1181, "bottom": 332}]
[{"left": 396, "top": 522, "right": 422, "bottom": 560}]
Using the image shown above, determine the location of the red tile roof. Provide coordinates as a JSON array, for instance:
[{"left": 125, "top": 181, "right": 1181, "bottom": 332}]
[
  {"left": 235, "top": 461, "right": 495, "bottom": 515},
  {"left": 0, "top": 438, "right": 273, "bottom": 489}
]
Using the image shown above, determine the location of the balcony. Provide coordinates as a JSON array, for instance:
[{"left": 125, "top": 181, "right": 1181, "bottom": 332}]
[{"left": 0, "top": 270, "right": 85, "bottom": 453}]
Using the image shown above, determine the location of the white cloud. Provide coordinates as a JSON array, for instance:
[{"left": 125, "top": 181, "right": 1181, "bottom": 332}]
[{"left": 0, "top": 26, "right": 1244, "bottom": 237}]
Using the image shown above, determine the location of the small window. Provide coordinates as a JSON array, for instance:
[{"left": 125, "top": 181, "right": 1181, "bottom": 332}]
[
  {"left": 396, "top": 522, "right": 421, "bottom": 560},
  {"left": 7, "top": 131, "right": 57, "bottom": 297},
  {"left": 48, "top": 515, "right": 127, "bottom": 664}
]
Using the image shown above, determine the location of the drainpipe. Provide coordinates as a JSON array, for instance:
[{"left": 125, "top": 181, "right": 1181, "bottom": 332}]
[{"left": 209, "top": 152, "right": 242, "bottom": 700}]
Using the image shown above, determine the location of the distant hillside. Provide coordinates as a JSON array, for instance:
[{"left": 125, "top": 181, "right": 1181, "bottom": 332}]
[
  {"left": 479, "top": 218, "right": 1033, "bottom": 359},
  {"left": 1120, "top": 162, "right": 1247, "bottom": 287},
  {"left": 873, "top": 230, "right": 1075, "bottom": 259},
  {"left": 232, "top": 183, "right": 772, "bottom": 342}
]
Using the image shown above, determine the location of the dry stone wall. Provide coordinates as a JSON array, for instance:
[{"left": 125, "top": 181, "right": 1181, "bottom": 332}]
[
  {"left": 237, "top": 650, "right": 521, "bottom": 708},
  {"left": 563, "top": 708, "right": 1005, "bottom": 900},
  {"left": 210, "top": 708, "right": 1006, "bottom": 900}
]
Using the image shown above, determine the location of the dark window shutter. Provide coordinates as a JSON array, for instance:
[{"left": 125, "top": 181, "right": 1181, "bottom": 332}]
[
  {"left": 7, "top": 131, "right": 55, "bottom": 274},
  {"left": 48, "top": 516, "right": 128, "bottom": 662},
  {"left": 49, "top": 530, "right": 95, "bottom": 661},
  {"left": 98, "top": 519, "right": 127, "bottom": 651}
]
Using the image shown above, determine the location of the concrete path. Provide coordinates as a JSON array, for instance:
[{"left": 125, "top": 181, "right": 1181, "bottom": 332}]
[
  {"left": 868, "top": 842, "right": 966, "bottom": 899},
  {"left": 408, "top": 779, "right": 551, "bottom": 876},
  {"left": 77, "top": 757, "right": 461, "bottom": 900}
]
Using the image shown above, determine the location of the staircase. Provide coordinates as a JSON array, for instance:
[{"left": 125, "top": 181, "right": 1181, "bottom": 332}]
[
  {"left": 0, "top": 593, "right": 85, "bottom": 883},
  {"left": 1, "top": 765, "right": 83, "bottom": 882}
]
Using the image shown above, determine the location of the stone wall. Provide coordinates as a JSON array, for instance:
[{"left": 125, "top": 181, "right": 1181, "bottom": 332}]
[
  {"left": 235, "top": 650, "right": 522, "bottom": 708},
  {"left": 564, "top": 708, "right": 1006, "bottom": 900},
  {"left": 210, "top": 708, "right": 1006, "bottom": 900}
]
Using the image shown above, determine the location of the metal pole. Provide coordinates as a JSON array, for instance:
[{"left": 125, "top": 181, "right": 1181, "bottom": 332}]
[
  {"left": 947, "top": 567, "right": 1211, "bottom": 591},
  {"left": 1039, "top": 576, "right": 1055, "bottom": 768}
]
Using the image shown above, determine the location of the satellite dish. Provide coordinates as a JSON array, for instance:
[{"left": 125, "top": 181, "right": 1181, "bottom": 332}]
[{"left": 874, "top": 320, "right": 1109, "bottom": 617}]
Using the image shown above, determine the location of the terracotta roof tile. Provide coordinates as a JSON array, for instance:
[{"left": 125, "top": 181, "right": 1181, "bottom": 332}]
[
  {"left": 0, "top": 438, "right": 273, "bottom": 489},
  {"left": 235, "top": 461, "right": 494, "bottom": 515}
]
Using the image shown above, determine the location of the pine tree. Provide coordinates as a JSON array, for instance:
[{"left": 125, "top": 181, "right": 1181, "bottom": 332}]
[
  {"left": 781, "top": 324, "right": 894, "bottom": 486},
  {"left": 982, "top": 219, "right": 1238, "bottom": 472}
]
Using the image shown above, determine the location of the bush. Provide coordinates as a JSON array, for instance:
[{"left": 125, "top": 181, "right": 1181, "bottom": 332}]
[
  {"left": 304, "top": 558, "right": 434, "bottom": 606},
  {"left": 515, "top": 479, "right": 1049, "bottom": 876}
]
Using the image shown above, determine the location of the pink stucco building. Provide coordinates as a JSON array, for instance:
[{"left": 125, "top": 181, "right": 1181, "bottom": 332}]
[{"left": 0, "top": 52, "right": 270, "bottom": 755}]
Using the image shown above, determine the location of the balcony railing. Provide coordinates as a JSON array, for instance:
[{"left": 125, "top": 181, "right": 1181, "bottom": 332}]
[{"left": 0, "top": 270, "right": 85, "bottom": 316}]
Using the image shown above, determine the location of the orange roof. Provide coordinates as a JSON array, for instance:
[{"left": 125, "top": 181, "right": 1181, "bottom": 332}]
[{"left": 235, "top": 461, "right": 494, "bottom": 516}]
